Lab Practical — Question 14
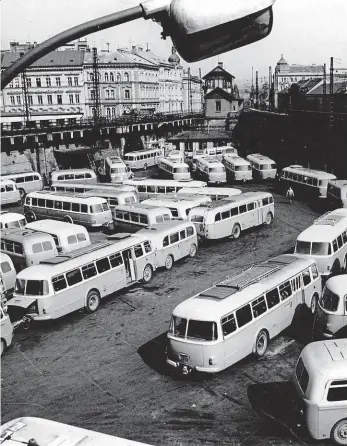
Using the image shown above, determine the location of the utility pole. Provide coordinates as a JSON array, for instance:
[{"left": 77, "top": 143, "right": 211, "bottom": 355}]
[
  {"left": 255, "top": 71, "right": 259, "bottom": 109},
  {"left": 92, "top": 47, "right": 101, "bottom": 126},
  {"left": 268, "top": 66, "right": 272, "bottom": 111},
  {"left": 329, "top": 56, "right": 334, "bottom": 131},
  {"left": 187, "top": 67, "right": 191, "bottom": 114},
  {"left": 21, "top": 70, "right": 30, "bottom": 125},
  {"left": 323, "top": 63, "right": 327, "bottom": 111},
  {"left": 199, "top": 67, "right": 203, "bottom": 113}
]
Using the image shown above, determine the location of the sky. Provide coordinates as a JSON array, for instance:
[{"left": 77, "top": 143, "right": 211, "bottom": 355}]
[{"left": 2, "top": 0, "right": 347, "bottom": 87}]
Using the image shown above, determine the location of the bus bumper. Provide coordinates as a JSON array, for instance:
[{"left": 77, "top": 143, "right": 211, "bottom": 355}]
[{"left": 166, "top": 358, "right": 221, "bottom": 374}]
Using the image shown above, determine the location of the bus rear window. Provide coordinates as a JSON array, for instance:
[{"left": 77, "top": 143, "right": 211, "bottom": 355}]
[
  {"left": 320, "top": 287, "right": 339, "bottom": 312},
  {"left": 311, "top": 242, "right": 330, "bottom": 256},
  {"left": 296, "top": 241, "right": 311, "bottom": 254},
  {"left": 16, "top": 279, "right": 49, "bottom": 296},
  {"left": 171, "top": 316, "right": 187, "bottom": 338},
  {"left": 296, "top": 358, "right": 309, "bottom": 395},
  {"left": 187, "top": 320, "right": 218, "bottom": 341}
]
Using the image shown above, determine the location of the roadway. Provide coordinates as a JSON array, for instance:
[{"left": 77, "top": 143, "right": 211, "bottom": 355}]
[{"left": 1, "top": 182, "right": 327, "bottom": 445}]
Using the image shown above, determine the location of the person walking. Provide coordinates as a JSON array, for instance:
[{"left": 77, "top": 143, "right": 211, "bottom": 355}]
[{"left": 286, "top": 186, "right": 294, "bottom": 203}]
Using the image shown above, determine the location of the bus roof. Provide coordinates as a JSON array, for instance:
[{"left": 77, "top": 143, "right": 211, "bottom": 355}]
[
  {"left": 142, "top": 195, "right": 211, "bottom": 207},
  {"left": 0, "top": 179, "right": 16, "bottom": 185},
  {"left": 172, "top": 255, "right": 316, "bottom": 321},
  {"left": 297, "top": 209, "right": 347, "bottom": 242},
  {"left": 1, "top": 228, "right": 54, "bottom": 244},
  {"left": 328, "top": 179, "right": 347, "bottom": 187},
  {"left": 159, "top": 157, "right": 189, "bottom": 167},
  {"left": 26, "top": 219, "right": 87, "bottom": 234},
  {"left": 325, "top": 274, "right": 347, "bottom": 294},
  {"left": 195, "top": 156, "right": 224, "bottom": 166},
  {"left": 124, "top": 179, "right": 207, "bottom": 187},
  {"left": 0, "top": 212, "right": 25, "bottom": 223},
  {"left": 191, "top": 192, "right": 273, "bottom": 212},
  {"left": 137, "top": 220, "right": 193, "bottom": 236},
  {"left": 28, "top": 191, "right": 107, "bottom": 204},
  {"left": 2, "top": 172, "right": 40, "bottom": 178},
  {"left": 223, "top": 155, "right": 251, "bottom": 165},
  {"left": 16, "top": 237, "right": 149, "bottom": 279},
  {"left": 51, "top": 181, "right": 136, "bottom": 192},
  {"left": 283, "top": 166, "right": 336, "bottom": 179},
  {"left": 106, "top": 156, "right": 125, "bottom": 165},
  {"left": 300, "top": 340, "right": 347, "bottom": 380},
  {"left": 124, "top": 147, "right": 162, "bottom": 156},
  {"left": 113, "top": 203, "right": 172, "bottom": 213},
  {"left": 247, "top": 154, "right": 275, "bottom": 163},
  {"left": 82, "top": 189, "right": 135, "bottom": 199},
  {"left": 52, "top": 168, "right": 95, "bottom": 175},
  {"left": 178, "top": 187, "right": 241, "bottom": 196},
  {"left": 0, "top": 252, "right": 14, "bottom": 265}
]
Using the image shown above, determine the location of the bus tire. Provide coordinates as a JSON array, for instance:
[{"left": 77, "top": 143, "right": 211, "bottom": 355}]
[
  {"left": 63, "top": 215, "right": 73, "bottom": 224},
  {"left": 85, "top": 290, "right": 100, "bottom": 314},
  {"left": 264, "top": 212, "right": 273, "bottom": 226},
  {"left": 254, "top": 330, "right": 268, "bottom": 358},
  {"left": 310, "top": 293, "right": 319, "bottom": 314},
  {"left": 330, "top": 418, "right": 347, "bottom": 445},
  {"left": 189, "top": 243, "right": 197, "bottom": 258},
  {"left": 19, "top": 188, "right": 26, "bottom": 199},
  {"left": 142, "top": 264, "right": 153, "bottom": 283},
  {"left": 331, "top": 259, "right": 341, "bottom": 276},
  {"left": 165, "top": 255, "right": 174, "bottom": 270},
  {"left": 232, "top": 223, "right": 241, "bottom": 239},
  {"left": 27, "top": 210, "right": 36, "bottom": 222},
  {"left": 1, "top": 339, "right": 6, "bottom": 356},
  {"left": 343, "top": 254, "right": 347, "bottom": 272}
]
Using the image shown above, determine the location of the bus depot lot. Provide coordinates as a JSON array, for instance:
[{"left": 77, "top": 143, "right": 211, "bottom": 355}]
[{"left": 2, "top": 186, "right": 328, "bottom": 446}]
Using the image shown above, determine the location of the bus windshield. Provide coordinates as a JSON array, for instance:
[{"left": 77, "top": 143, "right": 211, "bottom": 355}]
[
  {"left": 111, "top": 168, "right": 126, "bottom": 174},
  {"left": 320, "top": 287, "right": 339, "bottom": 312},
  {"left": 311, "top": 242, "right": 331, "bottom": 256},
  {"left": 186, "top": 320, "right": 218, "bottom": 341},
  {"left": 4, "top": 218, "right": 27, "bottom": 229},
  {"left": 190, "top": 213, "right": 204, "bottom": 222},
  {"left": 296, "top": 241, "right": 311, "bottom": 255},
  {"left": 15, "top": 279, "right": 49, "bottom": 295},
  {"left": 296, "top": 357, "right": 309, "bottom": 396},
  {"left": 174, "top": 167, "right": 189, "bottom": 173},
  {"left": 235, "top": 165, "right": 251, "bottom": 171},
  {"left": 209, "top": 167, "right": 225, "bottom": 173},
  {"left": 260, "top": 164, "right": 276, "bottom": 170}
]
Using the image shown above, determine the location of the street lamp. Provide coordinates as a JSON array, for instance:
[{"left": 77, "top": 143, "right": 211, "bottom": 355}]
[{"left": 1, "top": 0, "right": 276, "bottom": 89}]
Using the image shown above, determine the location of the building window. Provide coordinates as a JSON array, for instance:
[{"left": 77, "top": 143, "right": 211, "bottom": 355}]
[
  {"left": 117, "top": 73, "right": 121, "bottom": 82},
  {"left": 90, "top": 90, "right": 95, "bottom": 100},
  {"left": 124, "top": 72, "right": 129, "bottom": 82},
  {"left": 56, "top": 77, "right": 61, "bottom": 86},
  {"left": 91, "top": 107, "right": 95, "bottom": 116},
  {"left": 110, "top": 89, "right": 115, "bottom": 99},
  {"left": 57, "top": 94, "right": 62, "bottom": 105},
  {"left": 37, "top": 95, "right": 43, "bottom": 105},
  {"left": 110, "top": 72, "right": 114, "bottom": 82},
  {"left": 47, "top": 95, "right": 53, "bottom": 105},
  {"left": 104, "top": 73, "right": 109, "bottom": 82},
  {"left": 10, "top": 96, "right": 15, "bottom": 105},
  {"left": 75, "top": 94, "right": 80, "bottom": 104},
  {"left": 67, "top": 77, "right": 72, "bottom": 86},
  {"left": 15, "top": 78, "right": 20, "bottom": 88},
  {"left": 28, "top": 95, "right": 33, "bottom": 105},
  {"left": 124, "top": 89, "right": 130, "bottom": 99},
  {"left": 105, "top": 90, "right": 110, "bottom": 99},
  {"left": 26, "top": 78, "right": 32, "bottom": 88},
  {"left": 16, "top": 96, "right": 21, "bottom": 105},
  {"left": 36, "top": 78, "right": 41, "bottom": 87},
  {"left": 112, "top": 107, "right": 116, "bottom": 117},
  {"left": 46, "top": 77, "right": 51, "bottom": 87},
  {"left": 106, "top": 108, "right": 111, "bottom": 118},
  {"left": 216, "top": 100, "right": 221, "bottom": 112},
  {"left": 89, "top": 73, "right": 94, "bottom": 82},
  {"left": 74, "top": 77, "right": 79, "bottom": 86},
  {"left": 69, "top": 94, "right": 74, "bottom": 104}
]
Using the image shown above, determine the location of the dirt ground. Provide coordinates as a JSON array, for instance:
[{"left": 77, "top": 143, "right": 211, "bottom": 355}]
[{"left": 1, "top": 183, "right": 329, "bottom": 445}]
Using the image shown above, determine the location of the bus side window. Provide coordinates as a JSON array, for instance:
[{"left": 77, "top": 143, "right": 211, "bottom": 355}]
[
  {"left": 221, "top": 210, "right": 230, "bottom": 220},
  {"left": 66, "top": 269, "right": 83, "bottom": 286},
  {"left": 134, "top": 244, "right": 144, "bottom": 258},
  {"left": 138, "top": 186, "right": 146, "bottom": 192},
  {"left": 42, "top": 241, "right": 53, "bottom": 251},
  {"left": 32, "top": 243, "right": 43, "bottom": 253},
  {"left": 337, "top": 235, "right": 343, "bottom": 249},
  {"left": 170, "top": 233, "right": 179, "bottom": 244},
  {"left": 163, "top": 236, "right": 169, "bottom": 247},
  {"left": 327, "top": 381, "right": 347, "bottom": 402},
  {"left": 215, "top": 213, "right": 221, "bottom": 222},
  {"left": 0, "top": 261, "right": 11, "bottom": 273},
  {"left": 180, "top": 230, "right": 186, "bottom": 240},
  {"left": 302, "top": 270, "right": 311, "bottom": 286},
  {"left": 236, "top": 304, "right": 253, "bottom": 328},
  {"left": 139, "top": 214, "right": 148, "bottom": 225},
  {"left": 239, "top": 205, "right": 247, "bottom": 214},
  {"left": 266, "top": 288, "right": 280, "bottom": 308},
  {"left": 343, "top": 231, "right": 347, "bottom": 244},
  {"left": 187, "top": 227, "right": 194, "bottom": 237},
  {"left": 279, "top": 281, "right": 292, "bottom": 300},
  {"left": 221, "top": 313, "right": 237, "bottom": 337},
  {"left": 332, "top": 239, "right": 338, "bottom": 253},
  {"left": 311, "top": 264, "right": 319, "bottom": 279},
  {"left": 262, "top": 197, "right": 269, "bottom": 206},
  {"left": 252, "top": 296, "right": 267, "bottom": 317},
  {"left": 144, "top": 241, "right": 152, "bottom": 253},
  {"left": 230, "top": 207, "right": 238, "bottom": 216},
  {"left": 96, "top": 257, "right": 111, "bottom": 273},
  {"left": 52, "top": 274, "right": 67, "bottom": 292},
  {"left": 54, "top": 201, "right": 62, "bottom": 210}
]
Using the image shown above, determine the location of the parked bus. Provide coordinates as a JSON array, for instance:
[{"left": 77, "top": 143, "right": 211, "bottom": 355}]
[
  {"left": 185, "top": 146, "right": 238, "bottom": 160},
  {"left": 81, "top": 189, "right": 138, "bottom": 208},
  {"left": 293, "top": 340, "right": 347, "bottom": 445},
  {"left": 247, "top": 154, "right": 277, "bottom": 180},
  {"left": 1, "top": 305, "right": 14, "bottom": 356},
  {"left": 26, "top": 220, "right": 91, "bottom": 254},
  {"left": 1, "top": 172, "right": 43, "bottom": 198},
  {"left": 137, "top": 220, "right": 198, "bottom": 270},
  {"left": 223, "top": 155, "right": 253, "bottom": 182},
  {"left": 294, "top": 209, "right": 347, "bottom": 276},
  {"left": 96, "top": 156, "right": 131, "bottom": 183},
  {"left": 142, "top": 195, "right": 211, "bottom": 220},
  {"left": 0, "top": 179, "right": 21, "bottom": 205},
  {"left": 327, "top": 180, "right": 347, "bottom": 208},
  {"left": 189, "top": 192, "right": 275, "bottom": 240},
  {"left": 0, "top": 417, "right": 152, "bottom": 445},
  {"left": 24, "top": 191, "right": 112, "bottom": 228},
  {"left": 8, "top": 236, "right": 157, "bottom": 321},
  {"left": 113, "top": 204, "right": 172, "bottom": 233},
  {"left": 0, "top": 212, "right": 27, "bottom": 230},
  {"left": 177, "top": 187, "right": 242, "bottom": 201},
  {"left": 280, "top": 165, "right": 337, "bottom": 199},
  {"left": 158, "top": 157, "right": 191, "bottom": 181},
  {"left": 166, "top": 254, "right": 321, "bottom": 374},
  {"left": 123, "top": 179, "right": 207, "bottom": 200},
  {"left": 0, "top": 253, "right": 16, "bottom": 299},
  {"left": 50, "top": 169, "right": 97, "bottom": 185},
  {"left": 0, "top": 229, "right": 57, "bottom": 271},
  {"left": 192, "top": 155, "right": 227, "bottom": 185},
  {"left": 51, "top": 181, "right": 137, "bottom": 194},
  {"left": 123, "top": 147, "right": 163, "bottom": 170},
  {"left": 315, "top": 275, "right": 347, "bottom": 339}
]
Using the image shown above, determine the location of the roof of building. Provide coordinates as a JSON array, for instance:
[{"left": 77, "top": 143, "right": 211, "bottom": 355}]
[
  {"left": 277, "top": 54, "right": 288, "bottom": 65},
  {"left": 203, "top": 65, "right": 235, "bottom": 81},
  {"left": 287, "top": 64, "right": 324, "bottom": 74},
  {"left": 83, "top": 50, "right": 157, "bottom": 67},
  {"left": 307, "top": 80, "right": 347, "bottom": 95},
  {"left": 130, "top": 46, "right": 171, "bottom": 67},
  {"left": 1, "top": 50, "right": 85, "bottom": 69},
  {"left": 168, "top": 130, "right": 232, "bottom": 142},
  {"left": 205, "top": 86, "right": 240, "bottom": 103}
]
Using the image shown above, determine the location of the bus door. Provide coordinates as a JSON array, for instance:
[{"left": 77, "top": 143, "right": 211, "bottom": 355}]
[
  {"left": 245, "top": 202, "right": 258, "bottom": 229},
  {"left": 121, "top": 249, "right": 135, "bottom": 283}
]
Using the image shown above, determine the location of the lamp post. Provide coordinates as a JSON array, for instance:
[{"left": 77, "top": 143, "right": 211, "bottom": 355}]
[{"left": 1, "top": 0, "right": 276, "bottom": 89}]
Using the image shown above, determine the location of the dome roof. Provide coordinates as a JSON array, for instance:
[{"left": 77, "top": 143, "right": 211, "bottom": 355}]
[
  {"left": 277, "top": 54, "right": 288, "bottom": 65},
  {"left": 168, "top": 46, "right": 180, "bottom": 64}
]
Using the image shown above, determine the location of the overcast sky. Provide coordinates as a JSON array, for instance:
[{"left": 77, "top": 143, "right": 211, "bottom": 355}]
[{"left": 2, "top": 0, "right": 347, "bottom": 87}]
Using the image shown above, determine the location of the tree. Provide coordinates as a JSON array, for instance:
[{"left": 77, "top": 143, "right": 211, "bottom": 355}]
[{"left": 259, "top": 82, "right": 269, "bottom": 109}]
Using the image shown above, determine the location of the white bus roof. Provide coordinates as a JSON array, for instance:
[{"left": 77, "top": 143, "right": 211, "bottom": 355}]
[
  {"left": 2, "top": 172, "right": 41, "bottom": 179},
  {"left": 158, "top": 157, "right": 189, "bottom": 168},
  {"left": 0, "top": 417, "right": 152, "bottom": 446},
  {"left": 52, "top": 168, "right": 95, "bottom": 175},
  {"left": 82, "top": 189, "right": 135, "bottom": 199},
  {"left": 195, "top": 156, "right": 224, "bottom": 166},
  {"left": 124, "top": 147, "right": 162, "bottom": 156},
  {"left": 124, "top": 179, "right": 207, "bottom": 187},
  {"left": 300, "top": 340, "right": 347, "bottom": 381},
  {"left": 28, "top": 191, "right": 107, "bottom": 205},
  {"left": 26, "top": 219, "right": 88, "bottom": 234},
  {"left": 297, "top": 209, "right": 347, "bottom": 243},
  {"left": 325, "top": 274, "right": 347, "bottom": 294},
  {"left": 0, "top": 212, "right": 26, "bottom": 224},
  {"left": 223, "top": 155, "right": 251, "bottom": 166},
  {"left": 1, "top": 228, "right": 54, "bottom": 244},
  {"left": 178, "top": 187, "right": 241, "bottom": 196},
  {"left": 0, "top": 179, "right": 16, "bottom": 185},
  {"left": 328, "top": 179, "right": 347, "bottom": 187},
  {"left": 142, "top": 196, "right": 211, "bottom": 207},
  {"left": 283, "top": 166, "right": 336, "bottom": 179},
  {"left": 173, "top": 255, "right": 315, "bottom": 321},
  {"left": 106, "top": 156, "right": 125, "bottom": 165},
  {"left": 16, "top": 237, "right": 149, "bottom": 280},
  {"left": 51, "top": 181, "right": 136, "bottom": 192},
  {"left": 191, "top": 192, "right": 273, "bottom": 213},
  {"left": 0, "top": 252, "right": 14, "bottom": 265},
  {"left": 247, "top": 154, "right": 276, "bottom": 163},
  {"left": 114, "top": 203, "right": 171, "bottom": 213},
  {"left": 137, "top": 220, "right": 194, "bottom": 236}
]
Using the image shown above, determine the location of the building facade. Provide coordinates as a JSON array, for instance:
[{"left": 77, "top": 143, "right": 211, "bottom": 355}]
[{"left": 182, "top": 70, "right": 203, "bottom": 113}]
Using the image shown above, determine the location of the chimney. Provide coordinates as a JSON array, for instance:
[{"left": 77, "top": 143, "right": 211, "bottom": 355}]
[{"left": 218, "top": 62, "right": 223, "bottom": 68}]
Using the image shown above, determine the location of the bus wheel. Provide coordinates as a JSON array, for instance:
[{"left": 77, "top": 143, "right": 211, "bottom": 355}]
[
  {"left": 310, "top": 294, "right": 318, "bottom": 314},
  {"left": 331, "top": 259, "right": 341, "bottom": 276},
  {"left": 330, "top": 419, "right": 347, "bottom": 445},
  {"left": 143, "top": 264, "right": 153, "bottom": 283},
  {"left": 0, "top": 339, "right": 6, "bottom": 356},
  {"left": 264, "top": 212, "right": 273, "bottom": 226},
  {"left": 232, "top": 224, "right": 241, "bottom": 239},
  {"left": 63, "top": 215, "right": 73, "bottom": 224},
  {"left": 85, "top": 290, "right": 100, "bottom": 314},
  {"left": 27, "top": 210, "right": 36, "bottom": 222},
  {"left": 165, "top": 255, "right": 174, "bottom": 270},
  {"left": 19, "top": 188, "right": 26, "bottom": 199},
  {"left": 189, "top": 243, "right": 197, "bottom": 258},
  {"left": 255, "top": 330, "right": 268, "bottom": 358},
  {"left": 343, "top": 254, "right": 347, "bottom": 272}
]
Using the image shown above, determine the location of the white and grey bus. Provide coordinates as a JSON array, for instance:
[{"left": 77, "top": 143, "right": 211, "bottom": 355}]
[
  {"left": 8, "top": 235, "right": 157, "bottom": 321},
  {"left": 123, "top": 179, "right": 207, "bottom": 200},
  {"left": 123, "top": 147, "right": 163, "bottom": 170},
  {"left": 157, "top": 157, "right": 191, "bottom": 181},
  {"left": 24, "top": 191, "right": 112, "bottom": 228},
  {"left": 81, "top": 189, "right": 138, "bottom": 208},
  {"left": 189, "top": 192, "right": 274, "bottom": 240},
  {"left": 102, "top": 156, "right": 131, "bottom": 183},
  {"left": 112, "top": 204, "right": 172, "bottom": 232},
  {"left": 0, "top": 212, "right": 27, "bottom": 230},
  {"left": 223, "top": 155, "right": 253, "bottom": 182},
  {"left": 50, "top": 169, "right": 97, "bottom": 185},
  {"left": 166, "top": 254, "right": 321, "bottom": 374},
  {"left": 1, "top": 172, "right": 43, "bottom": 198},
  {"left": 192, "top": 155, "right": 227, "bottom": 185},
  {"left": 247, "top": 154, "right": 277, "bottom": 180},
  {"left": 327, "top": 180, "right": 347, "bottom": 209}
]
